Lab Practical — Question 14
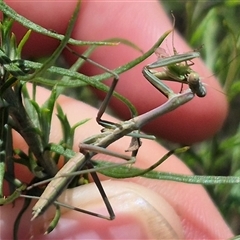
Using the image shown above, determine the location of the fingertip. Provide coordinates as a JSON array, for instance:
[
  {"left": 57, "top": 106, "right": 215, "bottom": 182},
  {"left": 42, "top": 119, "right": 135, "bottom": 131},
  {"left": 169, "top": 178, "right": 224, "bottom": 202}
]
[{"left": 35, "top": 181, "right": 184, "bottom": 239}]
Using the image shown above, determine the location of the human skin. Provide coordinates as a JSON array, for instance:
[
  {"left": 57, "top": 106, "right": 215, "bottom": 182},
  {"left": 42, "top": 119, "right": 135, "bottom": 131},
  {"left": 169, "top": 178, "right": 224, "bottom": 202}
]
[{"left": 0, "top": 1, "right": 233, "bottom": 239}]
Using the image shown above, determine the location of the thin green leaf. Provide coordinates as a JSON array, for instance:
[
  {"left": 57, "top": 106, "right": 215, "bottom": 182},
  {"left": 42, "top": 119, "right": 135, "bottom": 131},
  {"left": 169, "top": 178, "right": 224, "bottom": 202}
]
[
  {"left": 27, "top": 1, "right": 80, "bottom": 80},
  {"left": 17, "top": 29, "right": 32, "bottom": 57}
]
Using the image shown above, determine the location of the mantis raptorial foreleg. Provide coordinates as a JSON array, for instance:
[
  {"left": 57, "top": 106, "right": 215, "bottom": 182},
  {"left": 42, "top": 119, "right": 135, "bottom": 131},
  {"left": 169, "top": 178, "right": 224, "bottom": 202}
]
[
  {"left": 143, "top": 51, "right": 207, "bottom": 98},
  {"left": 142, "top": 12, "right": 206, "bottom": 98}
]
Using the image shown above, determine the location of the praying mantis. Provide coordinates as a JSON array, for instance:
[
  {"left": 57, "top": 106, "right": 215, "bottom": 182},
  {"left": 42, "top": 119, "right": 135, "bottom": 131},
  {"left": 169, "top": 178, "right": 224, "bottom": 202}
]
[
  {"left": 0, "top": 10, "right": 206, "bottom": 234},
  {"left": 2, "top": 2, "right": 240, "bottom": 239},
  {"left": 0, "top": 2, "right": 208, "bottom": 236},
  {"left": 26, "top": 39, "right": 204, "bottom": 235}
]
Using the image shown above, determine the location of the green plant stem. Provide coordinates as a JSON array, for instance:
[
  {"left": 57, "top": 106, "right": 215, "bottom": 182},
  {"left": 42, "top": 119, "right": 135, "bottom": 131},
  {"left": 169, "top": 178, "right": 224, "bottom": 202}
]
[{"left": 4, "top": 87, "right": 57, "bottom": 177}]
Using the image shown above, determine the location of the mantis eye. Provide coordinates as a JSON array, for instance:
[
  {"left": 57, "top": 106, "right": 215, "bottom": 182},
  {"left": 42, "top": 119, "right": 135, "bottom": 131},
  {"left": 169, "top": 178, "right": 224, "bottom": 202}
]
[{"left": 188, "top": 72, "right": 207, "bottom": 97}]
